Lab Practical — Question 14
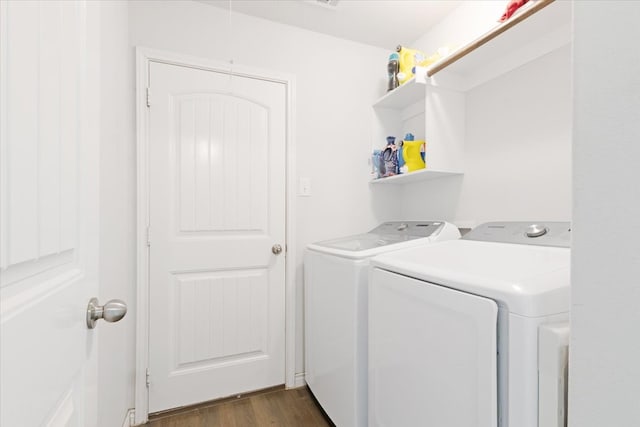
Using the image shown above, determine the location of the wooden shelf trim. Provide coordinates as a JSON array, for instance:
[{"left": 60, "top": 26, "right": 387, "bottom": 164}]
[{"left": 427, "top": 0, "right": 555, "bottom": 77}]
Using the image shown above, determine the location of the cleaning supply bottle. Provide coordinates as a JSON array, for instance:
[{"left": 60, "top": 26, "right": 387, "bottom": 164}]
[
  {"left": 371, "top": 149, "right": 383, "bottom": 179},
  {"left": 397, "top": 133, "right": 412, "bottom": 174},
  {"left": 382, "top": 136, "right": 399, "bottom": 177},
  {"left": 387, "top": 52, "right": 400, "bottom": 92},
  {"left": 402, "top": 134, "right": 426, "bottom": 172},
  {"left": 396, "top": 45, "right": 426, "bottom": 85}
]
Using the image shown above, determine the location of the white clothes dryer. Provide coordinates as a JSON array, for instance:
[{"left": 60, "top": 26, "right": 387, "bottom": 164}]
[
  {"left": 304, "top": 221, "right": 460, "bottom": 427},
  {"left": 368, "top": 222, "right": 571, "bottom": 427}
]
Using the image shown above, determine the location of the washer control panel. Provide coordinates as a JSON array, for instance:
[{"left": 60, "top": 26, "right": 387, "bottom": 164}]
[
  {"left": 369, "top": 221, "right": 444, "bottom": 238},
  {"left": 463, "top": 222, "right": 571, "bottom": 247}
]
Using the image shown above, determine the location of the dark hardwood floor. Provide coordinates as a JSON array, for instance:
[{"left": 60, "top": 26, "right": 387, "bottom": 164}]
[{"left": 145, "top": 386, "right": 334, "bottom": 427}]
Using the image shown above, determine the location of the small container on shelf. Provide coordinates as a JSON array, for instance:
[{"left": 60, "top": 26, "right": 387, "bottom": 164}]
[
  {"left": 371, "top": 149, "right": 383, "bottom": 179},
  {"left": 381, "top": 136, "right": 399, "bottom": 177}
]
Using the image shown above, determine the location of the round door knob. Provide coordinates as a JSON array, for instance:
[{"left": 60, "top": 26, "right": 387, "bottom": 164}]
[
  {"left": 86, "top": 298, "right": 127, "bottom": 329},
  {"left": 272, "top": 244, "right": 283, "bottom": 255},
  {"left": 526, "top": 224, "right": 548, "bottom": 238}
]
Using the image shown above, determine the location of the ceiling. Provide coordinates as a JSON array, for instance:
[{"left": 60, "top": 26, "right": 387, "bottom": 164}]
[{"left": 197, "top": 0, "right": 462, "bottom": 50}]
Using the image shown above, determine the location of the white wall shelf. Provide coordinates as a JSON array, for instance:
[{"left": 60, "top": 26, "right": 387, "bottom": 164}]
[
  {"left": 373, "top": 77, "right": 426, "bottom": 109},
  {"left": 370, "top": 169, "right": 462, "bottom": 185},
  {"left": 369, "top": 0, "right": 571, "bottom": 186}
]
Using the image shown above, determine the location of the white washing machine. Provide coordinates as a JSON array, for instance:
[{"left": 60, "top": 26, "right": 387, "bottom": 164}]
[
  {"left": 368, "top": 222, "right": 571, "bottom": 427},
  {"left": 304, "top": 221, "right": 460, "bottom": 427}
]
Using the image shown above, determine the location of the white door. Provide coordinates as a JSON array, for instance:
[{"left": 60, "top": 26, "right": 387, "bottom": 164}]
[
  {"left": 369, "top": 268, "right": 498, "bottom": 427},
  {"left": 0, "top": 1, "right": 101, "bottom": 426},
  {"left": 147, "top": 61, "right": 287, "bottom": 412}
]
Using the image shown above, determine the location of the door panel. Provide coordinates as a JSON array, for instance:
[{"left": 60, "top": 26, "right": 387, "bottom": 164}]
[
  {"left": 148, "top": 62, "right": 286, "bottom": 412},
  {"left": 0, "top": 1, "right": 98, "bottom": 426},
  {"left": 1, "top": 1, "right": 79, "bottom": 273},
  {"left": 173, "top": 269, "right": 268, "bottom": 367},
  {"left": 175, "top": 94, "right": 268, "bottom": 233}
]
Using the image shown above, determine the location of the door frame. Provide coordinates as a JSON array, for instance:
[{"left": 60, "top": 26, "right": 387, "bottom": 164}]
[{"left": 134, "top": 47, "right": 297, "bottom": 424}]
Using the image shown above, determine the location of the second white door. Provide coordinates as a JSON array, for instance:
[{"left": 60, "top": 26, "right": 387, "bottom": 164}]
[{"left": 147, "top": 61, "right": 287, "bottom": 412}]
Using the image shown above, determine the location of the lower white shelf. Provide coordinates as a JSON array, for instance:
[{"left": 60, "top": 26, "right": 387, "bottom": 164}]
[{"left": 370, "top": 169, "right": 463, "bottom": 185}]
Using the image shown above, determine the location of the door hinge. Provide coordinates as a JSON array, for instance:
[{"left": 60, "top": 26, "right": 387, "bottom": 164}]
[
  {"left": 146, "top": 87, "right": 151, "bottom": 107},
  {"left": 146, "top": 226, "right": 151, "bottom": 247},
  {"left": 146, "top": 368, "right": 150, "bottom": 388}
]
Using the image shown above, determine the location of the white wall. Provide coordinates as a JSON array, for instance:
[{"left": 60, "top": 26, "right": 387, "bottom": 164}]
[
  {"left": 401, "top": 45, "right": 572, "bottom": 224},
  {"left": 410, "top": 1, "right": 506, "bottom": 58},
  {"left": 570, "top": 2, "right": 640, "bottom": 426},
  {"left": 98, "top": 2, "right": 136, "bottom": 427},
  {"left": 128, "top": 0, "right": 398, "bottom": 380},
  {"left": 400, "top": 2, "right": 572, "bottom": 226}
]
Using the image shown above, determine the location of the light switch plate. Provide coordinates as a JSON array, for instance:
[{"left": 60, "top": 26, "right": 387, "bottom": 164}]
[{"left": 298, "top": 177, "right": 312, "bottom": 196}]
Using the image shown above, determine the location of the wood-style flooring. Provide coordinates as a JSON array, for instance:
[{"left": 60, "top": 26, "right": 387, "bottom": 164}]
[{"left": 145, "top": 386, "right": 334, "bottom": 427}]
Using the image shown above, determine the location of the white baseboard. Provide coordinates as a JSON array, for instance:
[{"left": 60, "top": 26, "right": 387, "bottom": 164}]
[
  {"left": 122, "top": 409, "right": 135, "bottom": 427},
  {"left": 294, "top": 372, "right": 307, "bottom": 388}
]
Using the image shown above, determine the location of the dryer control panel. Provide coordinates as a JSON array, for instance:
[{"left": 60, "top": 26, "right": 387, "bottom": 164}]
[{"left": 463, "top": 222, "right": 571, "bottom": 248}]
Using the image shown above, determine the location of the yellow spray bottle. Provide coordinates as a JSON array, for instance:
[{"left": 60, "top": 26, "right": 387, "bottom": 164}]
[{"left": 396, "top": 45, "right": 426, "bottom": 85}]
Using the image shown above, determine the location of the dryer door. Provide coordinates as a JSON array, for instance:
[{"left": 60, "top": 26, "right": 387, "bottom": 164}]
[{"left": 369, "top": 268, "right": 498, "bottom": 427}]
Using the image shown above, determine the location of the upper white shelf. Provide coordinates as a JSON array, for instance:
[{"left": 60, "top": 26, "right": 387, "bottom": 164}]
[
  {"left": 427, "top": 0, "right": 572, "bottom": 91},
  {"left": 372, "top": 77, "right": 425, "bottom": 109},
  {"left": 372, "top": 0, "right": 572, "bottom": 110}
]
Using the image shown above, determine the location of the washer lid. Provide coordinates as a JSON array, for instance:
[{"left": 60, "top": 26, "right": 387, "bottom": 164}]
[
  {"left": 371, "top": 239, "right": 570, "bottom": 317},
  {"left": 307, "top": 221, "right": 451, "bottom": 259}
]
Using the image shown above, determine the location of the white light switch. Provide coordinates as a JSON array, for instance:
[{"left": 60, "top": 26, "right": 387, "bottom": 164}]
[{"left": 298, "top": 177, "right": 312, "bottom": 196}]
